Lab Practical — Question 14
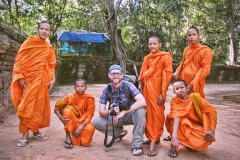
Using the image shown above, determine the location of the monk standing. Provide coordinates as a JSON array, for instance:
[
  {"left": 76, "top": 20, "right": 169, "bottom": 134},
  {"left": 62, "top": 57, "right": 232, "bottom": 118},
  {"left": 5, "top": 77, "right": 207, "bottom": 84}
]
[
  {"left": 172, "top": 26, "right": 213, "bottom": 99},
  {"left": 138, "top": 36, "right": 173, "bottom": 157},
  {"left": 166, "top": 80, "right": 217, "bottom": 158},
  {"left": 54, "top": 79, "right": 95, "bottom": 149},
  {"left": 10, "top": 21, "right": 56, "bottom": 147}
]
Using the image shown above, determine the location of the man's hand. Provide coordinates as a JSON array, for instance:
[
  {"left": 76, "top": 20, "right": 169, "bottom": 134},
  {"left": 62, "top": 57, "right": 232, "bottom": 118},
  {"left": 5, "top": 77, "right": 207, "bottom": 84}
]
[
  {"left": 73, "top": 125, "right": 83, "bottom": 138},
  {"left": 204, "top": 129, "right": 215, "bottom": 141},
  {"left": 18, "top": 78, "right": 29, "bottom": 90},
  {"left": 172, "top": 71, "right": 179, "bottom": 80},
  {"left": 47, "top": 77, "right": 55, "bottom": 91},
  {"left": 113, "top": 110, "right": 127, "bottom": 122},
  {"left": 157, "top": 93, "right": 164, "bottom": 106},
  {"left": 59, "top": 115, "right": 70, "bottom": 125}
]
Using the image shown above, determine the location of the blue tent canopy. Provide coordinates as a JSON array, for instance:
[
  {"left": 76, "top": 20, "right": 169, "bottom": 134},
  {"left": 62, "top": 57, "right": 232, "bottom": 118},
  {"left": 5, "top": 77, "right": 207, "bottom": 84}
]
[{"left": 56, "top": 30, "right": 107, "bottom": 43}]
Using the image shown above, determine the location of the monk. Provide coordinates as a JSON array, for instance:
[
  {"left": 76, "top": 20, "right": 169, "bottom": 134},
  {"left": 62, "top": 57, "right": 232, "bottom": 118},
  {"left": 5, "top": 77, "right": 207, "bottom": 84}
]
[
  {"left": 10, "top": 21, "right": 56, "bottom": 147},
  {"left": 54, "top": 79, "right": 95, "bottom": 148},
  {"left": 172, "top": 26, "right": 213, "bottom": 99},
  {"left": 166, "top": 80, "right": 217, "bottom": 158},
  {"left": 164, "top": 26, "right": 214, "bottom": 142},
  {"left": 138, "top": 36, "right": 173, "bottom": 157}
]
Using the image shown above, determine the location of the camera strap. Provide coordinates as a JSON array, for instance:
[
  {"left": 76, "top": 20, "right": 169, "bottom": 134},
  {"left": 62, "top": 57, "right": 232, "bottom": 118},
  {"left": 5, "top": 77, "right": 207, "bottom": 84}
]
[{"left": 104, "top": 94, "right": 115, "bottom": 148}]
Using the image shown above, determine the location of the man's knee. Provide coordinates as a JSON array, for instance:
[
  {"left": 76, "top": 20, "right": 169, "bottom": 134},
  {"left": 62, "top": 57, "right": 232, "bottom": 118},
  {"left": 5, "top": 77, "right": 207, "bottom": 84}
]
[{"left": 92, "top": 116, "right": 106, "bottom": 130}]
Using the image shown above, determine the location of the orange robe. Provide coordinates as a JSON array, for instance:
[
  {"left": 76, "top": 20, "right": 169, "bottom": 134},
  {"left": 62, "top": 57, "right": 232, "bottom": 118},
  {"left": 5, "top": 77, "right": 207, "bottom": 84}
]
[
  {"left": 55, "top": 93, "right": 95, "bottom": 146},
  {"left": 10, "top": 36, "right": 56, "bottom": 133},
  {"left": 139, "top": 51, "right": 173, "bottom": 142},
  {"left": 165, "top": 93, "right": 217, "bottom": 151},
  {"left": 177, "top": 44, "right": 213, "bottom": 98}
]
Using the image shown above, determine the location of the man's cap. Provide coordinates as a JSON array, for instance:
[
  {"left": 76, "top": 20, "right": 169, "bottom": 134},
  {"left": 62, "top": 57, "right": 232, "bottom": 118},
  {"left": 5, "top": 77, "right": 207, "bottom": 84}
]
[{"left": 109, "top": 64, "right": 123, "bottom": 73}]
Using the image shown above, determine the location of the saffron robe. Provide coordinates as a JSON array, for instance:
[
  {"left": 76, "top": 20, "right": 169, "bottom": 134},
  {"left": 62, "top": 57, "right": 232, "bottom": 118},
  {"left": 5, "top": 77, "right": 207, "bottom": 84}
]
[
  {"left": 139, "top": 51, "right": 173, "bottom": 142},
  {"left": 10, "top": 36, "right": 56, "bottom": 133},
  {"left": 165, "top": 93, "right": 217, "bottom": 151},
  {"left": 55, "top": 93, "right": 95, "bottom": 146},
  {"left": 177, "top": 44, "right": 213, "bottom": 98}
]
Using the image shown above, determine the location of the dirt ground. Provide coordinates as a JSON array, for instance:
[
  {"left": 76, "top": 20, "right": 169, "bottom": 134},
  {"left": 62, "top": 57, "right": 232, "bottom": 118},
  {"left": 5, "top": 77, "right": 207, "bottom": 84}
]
[{"left": 0, "top": 83, "right": 239, "bottom": 160}]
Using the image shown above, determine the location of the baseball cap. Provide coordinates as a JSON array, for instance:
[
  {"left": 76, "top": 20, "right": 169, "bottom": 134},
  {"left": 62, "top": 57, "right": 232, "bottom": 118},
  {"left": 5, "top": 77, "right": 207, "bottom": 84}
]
[{"left": 109, "top": 64, "right": 123, "bottom": 73}]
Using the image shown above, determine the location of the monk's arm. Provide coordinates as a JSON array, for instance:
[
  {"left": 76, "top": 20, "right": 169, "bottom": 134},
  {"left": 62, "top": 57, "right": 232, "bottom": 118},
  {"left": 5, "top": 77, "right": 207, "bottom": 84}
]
[
  {"left": 171, "top": 117, "right": 180, "bottom": 150},
  {"left": 47, "top": 48, "right": 56, "bottom": 77},
  {"left": 190, "top": 48, "right": 213, "bottom": 88},
  {"left": 78, "top": 97, "right": 95, "bottom": 124}
]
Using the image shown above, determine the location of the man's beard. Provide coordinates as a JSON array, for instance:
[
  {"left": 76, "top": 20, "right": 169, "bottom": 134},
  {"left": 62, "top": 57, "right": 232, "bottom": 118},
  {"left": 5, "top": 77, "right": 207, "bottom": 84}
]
[{"left": 111, "top": 78, "right": 122, "bottom": 84}]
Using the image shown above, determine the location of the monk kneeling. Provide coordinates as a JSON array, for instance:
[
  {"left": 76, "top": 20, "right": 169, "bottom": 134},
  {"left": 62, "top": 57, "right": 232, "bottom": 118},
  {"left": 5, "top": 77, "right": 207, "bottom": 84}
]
[
  {"left": 165, "top": 80, "right": 217, "bottom": 158},
  {"left": 54, "top": 79, "right": 95, "bottom": 149}
]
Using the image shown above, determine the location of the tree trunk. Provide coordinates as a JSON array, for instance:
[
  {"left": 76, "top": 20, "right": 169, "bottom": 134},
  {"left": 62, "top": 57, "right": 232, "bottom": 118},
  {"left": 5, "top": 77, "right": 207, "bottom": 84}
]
[{"left": 105, "top": 0, "right": 130, "bottom": 74}]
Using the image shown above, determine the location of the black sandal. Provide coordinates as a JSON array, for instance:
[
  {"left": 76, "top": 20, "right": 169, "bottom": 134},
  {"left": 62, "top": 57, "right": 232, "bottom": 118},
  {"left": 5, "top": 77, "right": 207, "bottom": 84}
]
[
  {"left": 186, "top": 146, "right": 197, "bottom": 152},
  {"left": 143, "top": 139, "right": 160, "bottom": 144},
  {"left": 64, "top": 141, "right": 73, "bottom": 149},
  {"left": 148, "top": 149, "right": 157, "bottom": 157},
  {"left": 168, "top": 150, "right": 177, "bottom": 158},
  {"left": 163, "top": 136, "right": 172, "bottom": 141}
]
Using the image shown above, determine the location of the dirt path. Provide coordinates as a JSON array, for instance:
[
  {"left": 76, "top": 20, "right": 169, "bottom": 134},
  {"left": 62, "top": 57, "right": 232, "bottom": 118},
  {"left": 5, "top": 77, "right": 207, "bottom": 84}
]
[{"left": 0, "top": 83, "right": 239, "bottom": 160}]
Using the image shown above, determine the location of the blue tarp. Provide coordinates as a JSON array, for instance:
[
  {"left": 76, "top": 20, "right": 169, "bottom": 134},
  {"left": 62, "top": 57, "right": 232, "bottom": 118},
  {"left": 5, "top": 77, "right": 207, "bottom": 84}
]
[{"left": 57, "top": 31, "right": 106, "bottom": 43}]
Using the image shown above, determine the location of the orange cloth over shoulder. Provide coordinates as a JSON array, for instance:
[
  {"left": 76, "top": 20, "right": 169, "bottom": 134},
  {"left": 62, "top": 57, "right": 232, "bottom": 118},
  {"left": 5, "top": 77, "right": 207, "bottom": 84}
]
[
  {"left": 10, "top": 36, "right": 56, "bottom": 133},
  {"left": 55, "top": 93, "right": 95, "bottom": 146},
  {"left": 177, "top": 44, "right": 213, "bottom": 98},
  {"left": 139, "top": 51, "right": 173, "bottom": 142},
  {"left": 165, "top": 93, "right": 217, "bottom": 151}
]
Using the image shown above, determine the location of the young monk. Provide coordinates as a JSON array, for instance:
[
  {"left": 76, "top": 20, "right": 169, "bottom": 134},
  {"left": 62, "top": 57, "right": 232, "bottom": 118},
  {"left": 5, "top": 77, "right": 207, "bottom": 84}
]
[
  {"left": 165, "top": 80, "right": 217, "bottom": 158},
  {"left": 172, "top": 26, "right": 213, "bottom": 99},
  {"left": 54, "top": 79, "right": 95, "bottom": 149},
  {"left": 164, "top": 26, "right": 213, "bottom": 142},
  {"left": 138, "top": 36, "right": 173, "bottom": 157},
  {"left": 10, "top": 21, "right": 56, "bottom": 147}
]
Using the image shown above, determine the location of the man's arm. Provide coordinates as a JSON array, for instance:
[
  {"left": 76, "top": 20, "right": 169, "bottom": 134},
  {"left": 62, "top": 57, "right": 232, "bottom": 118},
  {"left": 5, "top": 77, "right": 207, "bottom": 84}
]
[{"left": 114, "top": 93, "right": 146, "bottom": 121}]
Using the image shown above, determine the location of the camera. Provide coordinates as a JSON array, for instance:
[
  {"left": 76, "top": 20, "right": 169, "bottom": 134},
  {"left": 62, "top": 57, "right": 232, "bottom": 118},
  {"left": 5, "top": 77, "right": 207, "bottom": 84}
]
[{"left": 109, "top": 99, "right": 130, "bottom": 116}]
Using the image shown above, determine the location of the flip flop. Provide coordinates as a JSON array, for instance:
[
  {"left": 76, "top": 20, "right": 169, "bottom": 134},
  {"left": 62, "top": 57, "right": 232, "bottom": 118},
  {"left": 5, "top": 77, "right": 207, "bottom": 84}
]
[
  {"left": 115, "top": 130, "right": 128, "bottom": 142},
  {"left": 186, "top": 146, "right": 197, "bottom": 152},
  {"left": 148, "top": 149, "right": 157, "bottom": 157},
  {"left": 132, "top": 147, "right": 144, "bottom": 156},
  {"left": 17, "top": 139, "right": 27, "bottom": 147},
  {"left": 32, "top": 133, "right": 48, "bottom": 140},
  {"left": 163, "top": 136, "right": 172, "bottom": 141},
  {"left": 64, "top": 141, "right": 73, "bottom": 149},
  {"left": 168, "top": 150, "right": 177, "bottom": 158},
  {"left": 143, "top": 139, "right": 160, "bottom": 144}
]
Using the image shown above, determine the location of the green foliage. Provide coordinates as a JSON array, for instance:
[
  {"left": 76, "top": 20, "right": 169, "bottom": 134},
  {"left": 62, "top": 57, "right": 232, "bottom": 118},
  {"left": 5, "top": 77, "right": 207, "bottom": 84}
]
[{"left": 1, "top": 0, "right": 239, "bottom": 64}]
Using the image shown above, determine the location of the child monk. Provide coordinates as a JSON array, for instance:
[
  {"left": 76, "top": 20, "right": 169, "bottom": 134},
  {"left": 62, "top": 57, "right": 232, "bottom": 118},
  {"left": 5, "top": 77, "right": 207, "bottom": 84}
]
[
  {"left": 54, "top": 79, "right": 95, "bottom": 149},
  {"left": 165, "top": 80, "right": 217, "bottom": 158},
  {"left": 138, "top": 36, "right": 173, "bottom": 157}
]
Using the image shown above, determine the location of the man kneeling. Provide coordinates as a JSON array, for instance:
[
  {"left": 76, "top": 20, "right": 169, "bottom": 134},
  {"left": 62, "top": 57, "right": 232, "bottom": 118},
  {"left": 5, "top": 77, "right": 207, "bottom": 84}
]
[
  {"left": 54, "top": 79, "right": 95, "bottom": 149},
  {"left": 165, "top": 80, "right": 217, "bottom": 158}
]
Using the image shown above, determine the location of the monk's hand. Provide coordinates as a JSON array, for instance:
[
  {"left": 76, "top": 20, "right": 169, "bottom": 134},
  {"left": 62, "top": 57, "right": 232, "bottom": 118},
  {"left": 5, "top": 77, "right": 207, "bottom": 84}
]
[
  {"left": 157, "top": 94, "right": 164, "bottom": 106},
  {"left": 172, "top": 71, "right": 179, "bottom": 80},
  {"left": 187, "top": 84, "right": 193, "bottom": 94},
  {"left": 59, "top": 115, "right": 70, "bottom": 125},
  {"left": 204, "top": 129, "right": 215, "bottom": 141},
  {"left": 170, "top": 136, "right": 180, "bottom": 151},
  {"left": 73, "top": 125, "right": 83, "bottom": 138},
  {"left": 18, "top": 78, "right": 29, "bottom": 90},
  {"left": 47, "top": 77, "right": 55, "bottom": 91}
]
